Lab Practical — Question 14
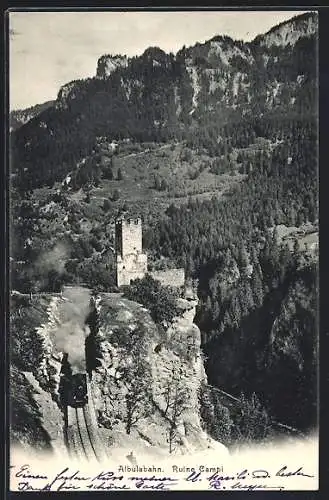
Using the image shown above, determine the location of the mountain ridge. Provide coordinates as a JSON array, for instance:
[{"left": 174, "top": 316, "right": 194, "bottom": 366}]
[
  {"left": 11, "top": 12, "right": 317, "bottom": 192},
  {"left": 10, "top": 100, "right": 54, "bottom": 131},
  {"left": 252, "top": 11, "right": 318, "bottom": 47},
  {"left": 10, "top": 12, "right": 317, "bottom": 128}
]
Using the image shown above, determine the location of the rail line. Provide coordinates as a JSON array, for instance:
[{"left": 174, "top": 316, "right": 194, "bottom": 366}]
[
  {"left": 64, "top": 380, "right": 108, "bottom": 462},
  {"left": 66, "top": 409, "right": 86, "bottom": 461},
  {"left": 82, "top": 405, "right": 103, "bottom": 462},
  {"left": 207, "top": 384, "right": 304, "bottom": 436},
  {"left": 66, "top": 406, "right": 102, "bottom": 461},
  {"left": 75, "top": 407, "right": 90, "bottom": 459},
  {"left": 86, "top": 379, "right": 109, "bottom": 461}
]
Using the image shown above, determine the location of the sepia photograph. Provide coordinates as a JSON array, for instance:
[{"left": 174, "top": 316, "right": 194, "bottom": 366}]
[{"left": 8, "top": 8, "right": 319, "bottom": 491}]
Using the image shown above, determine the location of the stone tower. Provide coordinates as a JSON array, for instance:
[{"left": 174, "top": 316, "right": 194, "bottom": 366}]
[{"left": 115, "top": 217, "right": 148, "bottom": 287}]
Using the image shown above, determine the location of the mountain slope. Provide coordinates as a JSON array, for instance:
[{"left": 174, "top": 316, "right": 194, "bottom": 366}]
[
  {"left": 10, "top": 100, "right": 54, "bottom": 132},
  {"left": 252, "top": 11, "right": 318, "bottom": 48},
  {"left": 11, "top": 12, "right": 317, "bottom": 191}
]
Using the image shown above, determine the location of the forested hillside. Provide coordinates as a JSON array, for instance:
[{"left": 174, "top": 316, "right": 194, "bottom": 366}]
[
  {"left": 11, "top": 12, "right": 317, "bottom": 191},
  {"left": 10, "top": 12, "right": 318, "bottom": 436},
  {"left": 144, "top": 116, "right": 318, "bottom": 430},
  {"left": 10, "top": 100, "right": 54, "bottom": 132}
]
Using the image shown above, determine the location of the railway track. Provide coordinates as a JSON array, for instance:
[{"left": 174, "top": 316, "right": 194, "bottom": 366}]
[
  {"left": 75, "top": 406, "right": 94, "bottom": 459},
  {"left": 65, "top": 385, "right": 108, "bottom": 462},
  {"left": 65, "top": 405, "right": 102, "bottom": 462},
  {"left": 82, "top": 405, "right": 107, "bottom": 462},
  {"left": 207, "top": 384, "right": 304, "bottom": 437}
]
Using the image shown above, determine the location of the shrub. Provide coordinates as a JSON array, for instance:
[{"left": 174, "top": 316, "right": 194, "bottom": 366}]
[
  {"left": 10, "top": 367, "right": 52, "bottom": 450},
  {"left": 103, "top": 198, "right": 112, "bottom": 211},
  {"left": 232, "top": 392, "right": 272, "bottom": 444},
  {"left": 112, "top": 189, "right": 121, "bottom": 202},
  {"left": 102, "top": 166, "right": 113, "bottom": 180},
  {"left": 189, "top": 168, "right": 200, "bottom": 180},
  {"left": 154, "top": 175, "right": 168, "bottom": 191},
  {"left": 199, "top": 385, "right": 233, "bottom": 446},
  {"left": 123, "top": 274, "right": 179, "bottom": 324},
  {"left": 10, "top": 297, "right": 48, "bottom": 371},
  {"left": 180, "top": 148, "right": 193, "bottom": 163}
]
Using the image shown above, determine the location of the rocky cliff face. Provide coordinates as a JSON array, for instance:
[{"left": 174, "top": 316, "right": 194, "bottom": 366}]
[
  {"left": 264, "top": 263, "right": 318, "bottom": 428},
  {"left": 9, "top": 100, "right": 54, "bottom": 132},
  {"left": 88, "top": 293, "right": 224, "bottom": 455},
  {"left": 53, "top": 16, "right": 317, "bottom": 118},
  {"left": 96, "top": 54, "right": 129, "bottom": 78},
  {"left": 10, "top": 294, "right": 66, "bottom": 455},
  {"left": 203, "top": 257, "right": 318, "bottom": 431},
  {"left": 253, "top": 11, "right": 318, "bottom": 48},
  {"left": 55, "top": 79, "right": 93, "bottom": 110}
]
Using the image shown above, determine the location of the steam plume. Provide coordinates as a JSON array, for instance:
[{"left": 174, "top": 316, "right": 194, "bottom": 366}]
[
  {"left": 35, "top": 242, "right": 69, "bottom": 276},
  {"left": 49, "top": 286, "right": 92, "bottom": 374}
]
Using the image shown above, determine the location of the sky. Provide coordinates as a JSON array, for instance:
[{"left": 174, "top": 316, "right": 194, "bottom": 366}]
[{"left": 9, "top": 10, "right": 309, "bottom": 110}]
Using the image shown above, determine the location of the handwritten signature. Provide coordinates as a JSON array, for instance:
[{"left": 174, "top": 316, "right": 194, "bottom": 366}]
[{"left": 186, "top": 465, "right": 314, "bottom": 491}]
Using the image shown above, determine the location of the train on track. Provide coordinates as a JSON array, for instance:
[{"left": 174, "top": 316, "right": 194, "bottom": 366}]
[{"left": 66, "top": 373, "right": 88, "bottom": 408}]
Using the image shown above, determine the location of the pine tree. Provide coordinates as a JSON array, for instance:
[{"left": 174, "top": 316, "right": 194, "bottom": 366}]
[
  {"left": 117, "top": 167, "right": 123, "bottom": 181},
  {"left": 251, "top": 268, "right": 264, "bottom": 308},
  {"left": 233, "top": 392, "right": 271, "bottom": 444}
]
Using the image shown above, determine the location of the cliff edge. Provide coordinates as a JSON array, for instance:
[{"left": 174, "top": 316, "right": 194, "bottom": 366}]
[{"left": 88, "top": 293, "right": 227, "bottom": 457}]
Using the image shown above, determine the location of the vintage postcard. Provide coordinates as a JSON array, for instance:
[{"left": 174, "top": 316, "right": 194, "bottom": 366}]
[{"left": 8, "top": 8, "right": 319, "bottom": 492}]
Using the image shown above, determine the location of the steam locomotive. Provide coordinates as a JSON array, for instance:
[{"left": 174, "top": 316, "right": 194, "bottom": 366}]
[{"left": 66, "top": 373, "right": 88, "bottom": 408}]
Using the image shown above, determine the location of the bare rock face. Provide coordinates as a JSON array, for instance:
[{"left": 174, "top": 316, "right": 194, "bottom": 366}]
[
  {"left": 9, "top": 101, "right": 54, "bottom": 132},
  {"left": 11, "top": 286, "right": 226, "bottom": 457},
  {"left": 29, "top": 296, "right": 64, "bottom": 400},
  {"left": 55, "top": 79, "right": 92, "bottom": 110},
  {"left": 10, "top": 287, "right": 94, "bottom": 452},
  {"left": 10, "top": 295, "right": 67, "bottom": 454},
  {"left": 56, "top": 81, "right": 79, "bottom": 110},
  {"left": 255, "top": 12, "right": 318, "bottom": 48},
  {"left": 89, "top": 294, "right": 224, "bottom": 456},
  {"left": 22, "top": 371, "right": 67, "bottom": 457},
  {"left": 96, "top": 54, "right": 129, "bottom": 79}
]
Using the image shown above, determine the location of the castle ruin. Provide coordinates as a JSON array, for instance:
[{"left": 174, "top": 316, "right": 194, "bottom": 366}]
[
  {"left": 115, "top": 218, "right": 148, "bottom": 287},
  {"left": 115, "top": 217, "right": 186, "bottom": 289}
]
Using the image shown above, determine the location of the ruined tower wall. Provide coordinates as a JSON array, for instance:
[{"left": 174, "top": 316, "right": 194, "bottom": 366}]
[
  {"left": 115, "top": 218, "right": 186, "bottom": 289},
  {"left": 150, "top": 269, "right": 185, "bottom": 289},
  {"left": 115, "top": 218, "right": 148, "bottom": 287},
  {"left": 116, "top": 219, "right": 143, "bottom": 258},
  {"left": 116, "top": 254, "right": 148, "bottom": 287}
]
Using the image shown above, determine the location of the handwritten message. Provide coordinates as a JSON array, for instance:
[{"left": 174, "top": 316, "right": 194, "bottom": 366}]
[{"left": 10, "top": 463, "right": 316, "bottom": 491}]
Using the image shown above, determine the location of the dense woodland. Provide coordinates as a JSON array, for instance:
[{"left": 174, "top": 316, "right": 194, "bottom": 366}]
[{"left": 144, "top": 116, "right": 318, "bottom": 431}]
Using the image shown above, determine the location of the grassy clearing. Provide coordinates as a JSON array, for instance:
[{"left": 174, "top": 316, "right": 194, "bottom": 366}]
[{"left": 83, "top": 141, "right": 247, "bottom": 220}]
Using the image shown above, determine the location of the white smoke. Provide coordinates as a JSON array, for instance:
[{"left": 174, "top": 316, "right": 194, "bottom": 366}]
[
  {"left": 49, "top": 287, "right": 92, "bottom": 374},
  {"left": 35, "top": 242, "right": 69, "bottom": 276}
]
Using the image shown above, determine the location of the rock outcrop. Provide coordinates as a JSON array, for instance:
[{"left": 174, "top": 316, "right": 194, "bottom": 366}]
[
  {"left": 89, "top": 293, "right": 225, "bottom": 456},
  {"left": 96, "top": 54, "right": 129, "bottom": 79},
  {"left": 9, "top": 100, "right": 54, "bottom": 132},
  {"left": 253, "top": 11, "right": 318, "bottom": 48}
]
